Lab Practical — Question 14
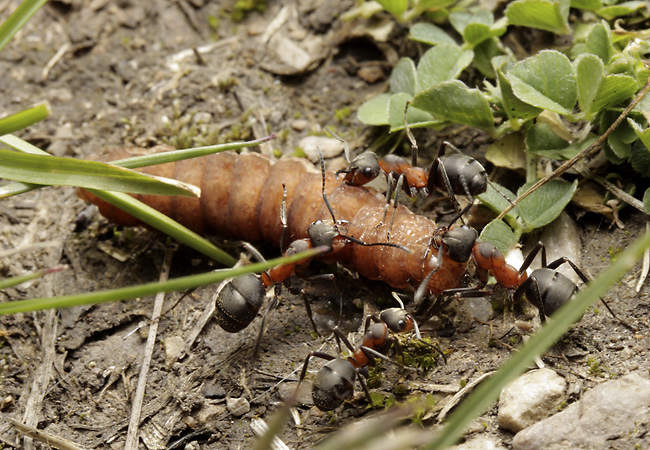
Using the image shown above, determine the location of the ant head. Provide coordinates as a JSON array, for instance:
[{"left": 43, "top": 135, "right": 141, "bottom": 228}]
[
  {"left": 350, "top": 152, "right": 381, "bottom": 183},
  {"left": 442, "top": 225, "right": 478, "bottom": 263},
  {"left": 308, "top": 220, "right": 339, "bottom": 249},
  {"left": 379, "top": 308, "right": 415, "bottom": 333}
]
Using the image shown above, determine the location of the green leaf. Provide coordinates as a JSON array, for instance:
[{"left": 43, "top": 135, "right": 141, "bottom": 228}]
[
  {"left": 479, "top": 220, "right": 518, "bottom": 256},
  {"left": 0, "top": 0, "right": 47, "bottom": 52},
  {"left": 497, "top": 64, "right": 543, "bottom": 122},
  {"left": 449, "top": 10, "right": 493, "bottom": 36},
  {"left": 0, "top": 102, "right": 50, "bottom": 136},
  {"left": 485, "top": 133, "right": 527, "bottom": 170},
  {"left": 571, "top": 0, "right": 602, "bottom": 9},
  {"left": 597, "top": 1, "right": 646, "bottom": 19},
  {"left": 478, "top": 182, "right": 519, "bottom": 222},
  {"left": 412, "top": 80, "right": 494, "bottom": 132},
  {"left": 508, "top": 50, "right": 577, "bottom": 115},
  {"left": 630, "top": 140, "right": 650, "bottom": 177},
  {"left": 574, "top": 53, "right": 604, "bottom": 118},
  {"left": 525, "top": 123, "right": 569, "bottom": 156},
  {"left": 357, "top": 93, "right": 391, "bottom": 126},
  {"left": 387, "top": 93, "right": 439, "bottom": 131},
  {"left": 643, "top": 187, "right": 650, "bottom": 214},
  {"left": 416, "top": 44, "right": 472, "bottom": 91},
  {"left": 505, "top": 0, "right": 571, "bottom": 35},
  {"left": 409, "top": 22, "right": 457, "bottom": 46},
  {"left": 585, "top": 21, "right": 613, "bottom": 64},
  {"left": 0, "top": 148, "right": 199, "bottom": 197},
  {"left": 473, "top": 38, "right": 503, "bottom": 79},
  {"left": 517, "top": 179, "right": 578, "bottom": 229},
  {"left": 375, "top": 0, "right": 408, "bottom": 16},
  {"left": 390, "top": 58, "right": 418, "bottom": 95},
  {"left": 590, "top": 74, "right": 638, "bottom": 112},
  {"left": 628, "top": 118, "right": 650, "bottom": 150}
]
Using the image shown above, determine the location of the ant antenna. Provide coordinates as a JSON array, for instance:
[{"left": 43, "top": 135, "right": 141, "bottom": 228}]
[
  {"left": 279, "top": 184, "right": 288, "bottom": 253},
  {"left": 317, "top": 146, "right": 338, "bottom": 224},
  {"left": 404, "top": 102, "right": 418, "bottom": 168},
  {"left": 326, "top": 127, "right": 351, "bottom": 164}
]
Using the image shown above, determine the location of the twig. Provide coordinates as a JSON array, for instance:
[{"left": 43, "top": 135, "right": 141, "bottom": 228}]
[
  {"left": 437, "top": 371, "right": 494, "bottom": 422},
  {"left": 250, "top": 418, "right": 291, "bottom": 450},
  {"left": 6, "top": 418, "right": 86, "bottom": 450},
  {"left": 124, "top": 248, "right": 174, "bottom": 450},
  {"left": 496, "top": 75, "right": 650, "bottom": 221}
]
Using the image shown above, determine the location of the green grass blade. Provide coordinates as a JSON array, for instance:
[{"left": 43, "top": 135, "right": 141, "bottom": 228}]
[
  {"left": 0, "top": 266, "right": 65, "bottom": 290},
  {"left": 112, "top": 135, "right": 275, "bottom": 168},
  {"left": 0, "top": 0, "right": 47, "bottom": 52},
  {"left": 86, "top": 189, "right": 237, "bottom": 266},
  {"left": 0, "top": 181, "right": 39, "bottom": 199},
  {"left": 0, "top": 148, "right": 201, "bottom": 197},
  {"left": 0, "top": 247, "right": 326, "bottom": 315},
  {"left": 0, "top": 102, "right": 50, "bottom": 136},
  {"left": 424, "top": 227, "right": 650, "bottom": 450}
]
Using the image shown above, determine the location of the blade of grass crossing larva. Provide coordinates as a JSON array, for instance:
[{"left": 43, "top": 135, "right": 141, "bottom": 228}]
[{"left": 0, "top": 247, "right": 327, "bottom": 316}]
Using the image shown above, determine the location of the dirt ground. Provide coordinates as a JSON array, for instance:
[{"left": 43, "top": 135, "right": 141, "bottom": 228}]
[{"left": 1, "top": 0, "right": 650, "bottom": 449}]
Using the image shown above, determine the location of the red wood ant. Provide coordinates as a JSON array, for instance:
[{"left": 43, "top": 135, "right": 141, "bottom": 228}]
[
  {"left": 215, "top": 149, "right": 411, "bottom": 353},
  {"left": 296, "top": 295, "right": 424, "bottom": 411}
]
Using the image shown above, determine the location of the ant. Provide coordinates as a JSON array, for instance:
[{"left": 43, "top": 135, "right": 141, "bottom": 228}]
[
  {"left": 296, "top": 295, "right": 428, "bottom": 411},
  {"left": 330, "top": 122, "right": 488, "bottom": 213},
  {"left": 215, "top": 149, "right": 411, "bottom": 353}
]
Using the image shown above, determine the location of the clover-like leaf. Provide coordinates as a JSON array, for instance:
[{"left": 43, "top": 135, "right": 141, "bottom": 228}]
[
  {"left": 525, "top": 123, "right": 569, "bottom": 155},
  {"left": 480, "top": 220, "right": 518, "bottom": 256},
  {"left": 574, "top": 53, "right": 604, "bottom": 118},
  {"left": 517, "top": 179, "right": 578, "bottom": 229},
  {"left": 590, "top": 74, "right": 638, "bottom": 113},
  {"left": 388, "top": 93, "right": 439, "bottom": 131},
  {"left": 409, "top": 22, "right": 457, "bottom": 46},
  {"left": 412, "top": 80, "right": 494, "bottom": 132},
  {"left": 505, "top": 0, "right": 571, "bottom": 35},
  {"left": 570, "top": 0, "right": 602, "bottom": 10},
  {"left": 478, "top": 182, "right": 519, "bottom": 223},
  {"left": 597, "top": 1, "right": 646, "bottom": 20},
  {"left": 628, "top": 118, "right": 650, "bottom": 151},
  {"left": 585, "top": 21, "right": 613, "bottom": 64},
  {"left": 643, "top": 187, "right": 650, "bottom": 215},
  {"left": 375, "top": 0, "right": 408, "bottom": 16},
  {"left": 390, "top": 58, "right": 418, "bottom": 95},
  {"left": 497, "top": 64, "right": 542, "bottom": 122},
  {"left": 357, "top": 93, "right": 391, "bottom": 126},
  {"left": 508, "top": 50, "right": 577, "bottom": 115},
  {"left": 630, "top": 140, "right": 650, "bottom": 177},
  {"left": 416, "top": 44, "right": 473, "bottom": 91}
]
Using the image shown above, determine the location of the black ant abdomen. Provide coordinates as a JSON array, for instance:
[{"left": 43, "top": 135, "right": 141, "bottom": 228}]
[
  {"left": 312, "top": 358, "right": 357, "bottom": 411},
  {"left": 215, "top": 273, "right": 266, "bottom": 332},
  {"left": 515, "top": 266, "right": 578, "bottom": 321},
  {"left": 429, "top": 152, "right": 488, "bottom": 201}
]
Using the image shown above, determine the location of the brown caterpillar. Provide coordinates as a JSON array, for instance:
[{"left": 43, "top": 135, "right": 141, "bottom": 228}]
[{"left": 80, "top": 146, "right": 469, "bottom": 295}]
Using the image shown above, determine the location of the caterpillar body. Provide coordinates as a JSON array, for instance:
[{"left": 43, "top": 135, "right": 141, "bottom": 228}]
[{"left": 80, "top": 147, "right": 469, "bottom": 296}]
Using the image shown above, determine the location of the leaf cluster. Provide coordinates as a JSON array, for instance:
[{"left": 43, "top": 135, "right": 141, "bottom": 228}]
[{"left": 357, "top": 0, "right": 650, "bottom": 245}]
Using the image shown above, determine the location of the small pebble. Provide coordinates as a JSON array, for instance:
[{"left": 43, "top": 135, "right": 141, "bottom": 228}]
[
  {"left": 226, "top": 397, "right": 250, "bottom": 417},
  {"left": 299, "top": 136, "right": 345, "bottom": 162},
  {"left": 290, "top": 119, "right": 309, "bottom": 131}
]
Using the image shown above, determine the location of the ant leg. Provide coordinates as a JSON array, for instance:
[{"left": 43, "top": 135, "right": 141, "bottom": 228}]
[
  {"left": 333, "top": 327, "right": 357, "bottom": 354},
  {"left": 519, "top": 242, "right": 545, "bottom": 275},
  {"left": 299, "top": 351, "right": 337, "bottom": 384},
  {"left": 385, "top": 174, "right": 405, "bottom": 243},
  {"left": 356, "top": 372, "right": 375, "bottom": 408},
  {"left": 253, "top": 285, "right": 281, "bottom": 355},
  {"left": 358, "top": 345, "right": 404, "bottom": 369},
  {"left": 414, "top": 249, "right": 445, "bottom": 309},
  {"left": 513, "top": 276, "right": 547, "bottom": 322}
]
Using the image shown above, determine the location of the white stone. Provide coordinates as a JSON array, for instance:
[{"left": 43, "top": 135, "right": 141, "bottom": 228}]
[{"left": 498, "top": 368, "right": 567, "bottom": 432}]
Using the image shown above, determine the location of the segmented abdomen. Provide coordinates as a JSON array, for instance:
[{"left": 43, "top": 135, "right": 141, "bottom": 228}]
[{"left": 80, "top": 148, "right": 468, "bottom": 295}]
